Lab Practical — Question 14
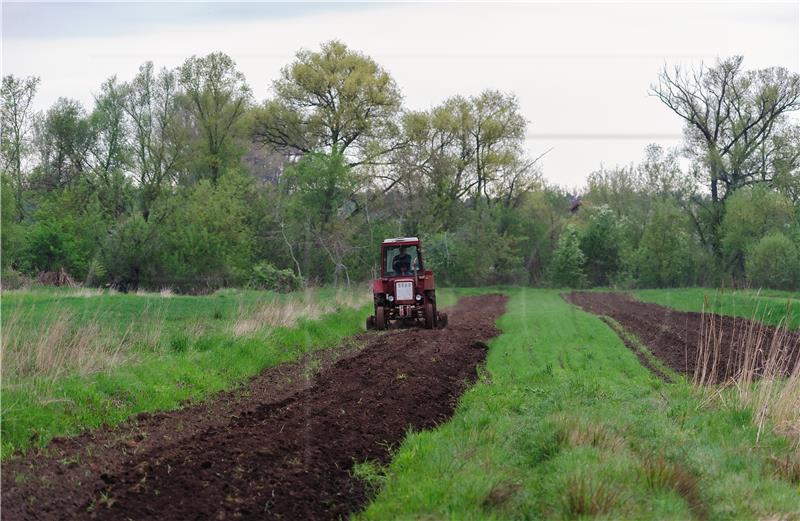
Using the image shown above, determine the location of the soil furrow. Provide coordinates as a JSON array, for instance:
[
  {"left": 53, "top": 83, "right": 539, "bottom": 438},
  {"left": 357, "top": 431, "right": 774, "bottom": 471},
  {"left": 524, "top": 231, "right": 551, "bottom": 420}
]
[
  {"left": 564, "top": 292, "right": 799, "bottom": 382},
  {"left": 2, "top": 294, "right": 506, "bottom": 521}
]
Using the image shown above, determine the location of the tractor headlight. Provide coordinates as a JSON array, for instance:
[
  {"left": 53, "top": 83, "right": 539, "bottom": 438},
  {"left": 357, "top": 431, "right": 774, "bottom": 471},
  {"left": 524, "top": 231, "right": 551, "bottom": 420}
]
[
  {"left": 387, "top": 295, "right": 394, "bottom": 302},
  {"left": 415, "top": 294, "right": 422, "bottom": 301}
]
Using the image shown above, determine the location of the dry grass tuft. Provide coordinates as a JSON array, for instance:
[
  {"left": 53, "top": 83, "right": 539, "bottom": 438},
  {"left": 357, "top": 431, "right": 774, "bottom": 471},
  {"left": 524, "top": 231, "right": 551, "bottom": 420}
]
[
  {"left": 567, "top": 423, "right": 625, "bottom": 452},
  {"left": 1, "top": 310, "right": 138, "bottom": 386},
  {"left": 769, "top": 453, "right": 800, "bottom": 484},
  {"left": 133, "top": 287, "right": 174, "bottom": 298},
  {"left": 230, "top": 287, "right": 370, "bottom": 337},
  {"left": 70, "top": 288, "right": 105, "bottom": 298},
  {"left": 561, "top": 473, "right": 623, "bottom": 518},
  {"left": 641, "top": 454, "right": 706, "bottom": 519},
  {"left": 695, "top": 298, "right": 800, "bottom": 445},
  {"left": 551, "top": 414, "right": 626, "bottom": 452},
  {"left": 482, "top": 480, "right": 522, "bottom": 509}
]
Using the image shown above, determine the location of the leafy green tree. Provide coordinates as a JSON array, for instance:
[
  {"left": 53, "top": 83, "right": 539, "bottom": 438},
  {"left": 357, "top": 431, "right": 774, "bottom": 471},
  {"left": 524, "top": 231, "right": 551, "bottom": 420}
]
[
  {"left": 124, "top": 62, "right": 186, "bottom": 221},
  {"left": 746, "top": 232, "right": 800, "bottom": 290},
  {"left": 179, "top": 52, "right": 251, "bottom": 182},
  {"left": 634, "top": 203, "right": 694, "bottom": 287},
  {"left": 88, "top": 76, "right": 131, "bottom": 216},
  {"left": 252, "top": 40, "right": 402, "bottom": 165},
  {"left": 21, "top": 184, "right": 110, "bottom": 279},
  {"left": 31, "top": 98, "right": 94, "bottom": 191},
  {"left": 281, "top": 152, "right": 361, "bottom": 285},
  {"left": 549, "top": 224, "right": 586, "bottom": 288},
  {"left": 161, "top": 170, "right": 254, "bottom": 289},
  {"left": 283, "top": 151, "right": 357, "bottom": 226},
  {"left": 721, "top": 186, "right": 795, "bottom": 275},
  {"left": 423, "top": 210, "right": 523, "bottom": 286},
  {"left": 21, "top": 221, "right": 81, "bottom": 274},
  {"left": 1, "top": 174, "right": 23, "bottom": 268},
  {"left": 390, "top": 91, "right": 534, "bottom": 241},
  {"left": 580, "top": 205, "right": 620, "bottom": 286},
  {"left": 1, "top": 74, "right": 40, "bottom": 221}
]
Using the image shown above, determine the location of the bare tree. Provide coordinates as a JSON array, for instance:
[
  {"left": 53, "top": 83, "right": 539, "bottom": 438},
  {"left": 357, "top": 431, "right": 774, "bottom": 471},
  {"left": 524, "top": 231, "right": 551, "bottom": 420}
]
[{"left": 651, "top": 56, "right": 800, "bottom": 254}]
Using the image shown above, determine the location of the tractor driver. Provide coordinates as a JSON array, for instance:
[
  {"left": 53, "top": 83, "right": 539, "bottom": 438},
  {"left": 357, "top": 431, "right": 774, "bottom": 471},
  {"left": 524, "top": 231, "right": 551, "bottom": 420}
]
[{"left": 392, "top": 246, "right": 413, "bottom": 275}]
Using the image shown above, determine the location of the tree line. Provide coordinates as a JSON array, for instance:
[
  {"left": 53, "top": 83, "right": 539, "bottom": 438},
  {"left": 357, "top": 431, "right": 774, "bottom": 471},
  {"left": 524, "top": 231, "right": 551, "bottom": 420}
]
[{"left": 2, "top": 42, "right": 799, "bottom": 292}]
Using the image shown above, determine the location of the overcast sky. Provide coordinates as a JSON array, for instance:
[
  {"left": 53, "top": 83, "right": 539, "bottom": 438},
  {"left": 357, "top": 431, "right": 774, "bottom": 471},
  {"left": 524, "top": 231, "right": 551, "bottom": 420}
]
[{"left": 3, "top": 1, "right": 798, "bottom": 188}]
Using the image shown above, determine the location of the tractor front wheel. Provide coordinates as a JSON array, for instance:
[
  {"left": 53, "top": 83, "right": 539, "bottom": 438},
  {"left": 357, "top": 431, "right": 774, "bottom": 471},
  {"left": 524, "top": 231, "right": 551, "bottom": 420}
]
[{"left": 375, "top": 306, "right": 387, "bottom": 330}]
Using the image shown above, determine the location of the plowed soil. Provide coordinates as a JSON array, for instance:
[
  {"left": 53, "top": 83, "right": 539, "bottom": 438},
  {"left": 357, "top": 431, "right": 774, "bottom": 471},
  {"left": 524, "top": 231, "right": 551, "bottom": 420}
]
[
  {"left": 2, "top": 294, "right": 506, "bottom": 521},
  {"left": 564, "top": 292, "right": 800, "bottom": 382}
]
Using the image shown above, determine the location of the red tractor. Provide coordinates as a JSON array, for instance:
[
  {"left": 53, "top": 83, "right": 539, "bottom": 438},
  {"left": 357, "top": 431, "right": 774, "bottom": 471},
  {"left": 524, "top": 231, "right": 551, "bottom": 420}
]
[{"left": 366, "top": 237, "right": 448, "bottom": 330}]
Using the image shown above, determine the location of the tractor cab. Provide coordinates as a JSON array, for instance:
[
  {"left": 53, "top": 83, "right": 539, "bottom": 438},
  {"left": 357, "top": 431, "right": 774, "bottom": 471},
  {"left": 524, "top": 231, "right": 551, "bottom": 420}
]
[
  {"left": 367, "top": 237, "right": 447, "bottom": 330},
  {"left": 382, "top": 240, "right": 421, "bottom": 277}
]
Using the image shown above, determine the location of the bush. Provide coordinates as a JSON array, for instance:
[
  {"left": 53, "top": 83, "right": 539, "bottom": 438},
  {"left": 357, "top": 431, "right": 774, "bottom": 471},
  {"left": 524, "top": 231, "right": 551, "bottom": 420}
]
[
  {"left": 102, "top": 214, "right": 162, "bottom": 291},
  {"left": 633, "top": 203, "right": 693, "bottom": 288},
  {"left": 549, "top": 224, "right": 586, "bottom": 288},
  {"left": 423, "top": 211, "right": 526, "bottom": 286},
  {"left": 580, "top": 205, "right": 620, "bottom": 286},
  {"left": 161, "top": 173, "right": 255, "bottom": 290},
  {"left": 0, "top": 268, "right": 31, "bottom": 290},
  {"left": 746, "top": 232, "right": 800, "bottom": 290},
  {"left": 249, "top": 262, "right": 304, "bottom": 293},
  {"left": 21, "top": 221, "right": 83, "bottom": 275},
  {"left": 721, "top": 186, "right": 795, "bottom": 275}
]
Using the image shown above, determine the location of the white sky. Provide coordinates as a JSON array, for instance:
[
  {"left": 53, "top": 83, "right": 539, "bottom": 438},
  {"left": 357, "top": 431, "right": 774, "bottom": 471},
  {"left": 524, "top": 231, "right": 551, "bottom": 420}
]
[{"left": 3, "top": 1, "right": 798, "bottom": 188}]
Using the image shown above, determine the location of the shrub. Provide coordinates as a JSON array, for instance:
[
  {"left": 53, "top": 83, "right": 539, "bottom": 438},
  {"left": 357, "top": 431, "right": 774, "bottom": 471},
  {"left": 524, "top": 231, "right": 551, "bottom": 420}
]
[
  {"left": 102, "top": 214, "right": 162, "bottom": 291},
  {"left": 549, "top": 224, "right": 586, "bottom": 288},
  {"left": 634, "top": 203, "right": 693, "bottom": 287},
  {"left": 580, "top": 205, "right": 620, "bottom": 286},
  {"left": 0, "top": 268, "right": 31, "bottom": 290},
  {"left": 721, "top": 186, "right": 795, "bottom": 275},
  {"left": 249, "top": 262, "right": 304, "bottom": 293},
  {"left": 423, "top": 212, "right": 526, "bottom": 286},
  {"left": 21, "top": 221, "right": 83, "bottom": 275},
  {"left": 746, "top": 232, "right": 800, "bottom": 290}
]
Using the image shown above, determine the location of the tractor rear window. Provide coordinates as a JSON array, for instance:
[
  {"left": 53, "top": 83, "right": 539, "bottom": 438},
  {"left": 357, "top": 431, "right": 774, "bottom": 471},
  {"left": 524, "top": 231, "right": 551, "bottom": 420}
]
[{"left": 384, "top": 245, "right": 421, "bottom": 276}]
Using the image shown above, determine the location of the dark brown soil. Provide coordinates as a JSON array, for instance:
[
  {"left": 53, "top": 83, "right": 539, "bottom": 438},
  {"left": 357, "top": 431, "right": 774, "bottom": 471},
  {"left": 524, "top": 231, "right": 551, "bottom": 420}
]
[
  {"left": 564, "top": 292, "right": 800, "bottom": 383},
  {"left": 2, "top": 294, "right": 506, "bottom": 521}
]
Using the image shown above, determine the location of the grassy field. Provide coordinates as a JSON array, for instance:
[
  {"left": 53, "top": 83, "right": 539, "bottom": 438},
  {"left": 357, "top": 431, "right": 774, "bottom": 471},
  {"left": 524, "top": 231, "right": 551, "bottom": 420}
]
[
  {"left": 1, "top": 287, "right": 371, "bottom": 458},
  {"left": 357, "top": 289, "right": 800, "bottom": 520},
  {"left": 4, "top": 286, "right": 799, "bottom": 518},
  {"left": 634, "top": 287, "right": 800, "bottom": 330}
]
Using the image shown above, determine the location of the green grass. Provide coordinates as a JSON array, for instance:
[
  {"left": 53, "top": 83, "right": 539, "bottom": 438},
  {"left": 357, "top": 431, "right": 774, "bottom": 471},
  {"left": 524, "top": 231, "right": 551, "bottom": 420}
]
[
  {"left": 1, "top": 286, "right": 370, "bottom": 459},
  {"left": 1, "top": 286, "right": 356, "bottom": 342},
  {"left": 357, "top": 289, "right": 800, "bottom": 520},
  {"left": 634, "top": 287, "right": 800, "bottom": 330}
]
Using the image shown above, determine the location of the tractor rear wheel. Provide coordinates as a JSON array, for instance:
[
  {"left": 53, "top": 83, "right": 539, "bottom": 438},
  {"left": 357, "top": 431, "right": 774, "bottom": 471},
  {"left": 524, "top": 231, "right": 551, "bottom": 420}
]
[
  {"left": 375, "top": 306, "right": 387, "bottom": 330},
  {"left": 366, "top": 315, "right": 376, "bottom": 330},
  {"left": 424, "top": 302, "right": 435, "bottom": 329}
]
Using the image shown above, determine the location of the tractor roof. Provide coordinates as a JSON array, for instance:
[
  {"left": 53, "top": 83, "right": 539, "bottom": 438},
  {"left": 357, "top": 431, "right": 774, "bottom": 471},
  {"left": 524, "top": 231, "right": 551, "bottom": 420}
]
[{"left": 382, "top": 237, "right": 419, "bottom": 244}]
